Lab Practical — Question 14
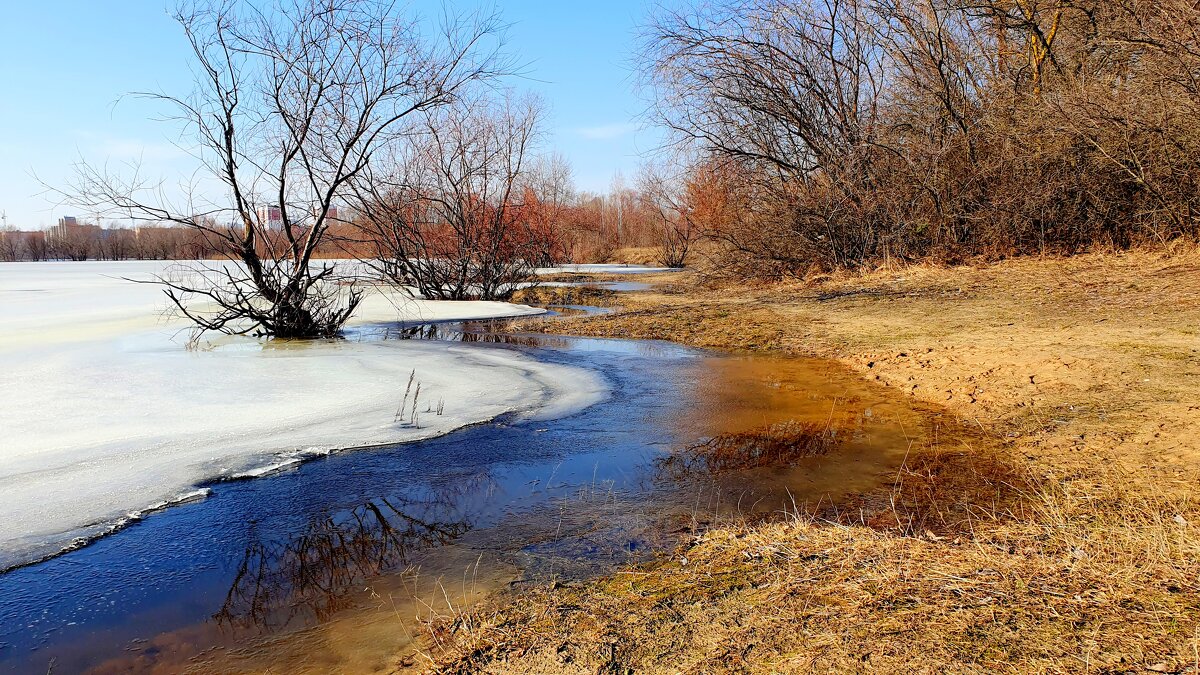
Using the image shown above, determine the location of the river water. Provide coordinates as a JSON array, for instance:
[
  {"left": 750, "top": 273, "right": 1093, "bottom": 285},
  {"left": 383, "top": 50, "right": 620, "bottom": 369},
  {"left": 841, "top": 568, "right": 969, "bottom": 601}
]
[{"left": 0, "top": 298, "right": 941, "bottom": 674}]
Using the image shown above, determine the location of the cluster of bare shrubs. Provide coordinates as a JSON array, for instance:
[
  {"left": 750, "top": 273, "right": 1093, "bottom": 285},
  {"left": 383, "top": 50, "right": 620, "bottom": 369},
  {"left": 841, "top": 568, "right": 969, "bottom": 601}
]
[
  {"left": 549, "top": 186, "right": 668, "bottom": 265},
  {"left": 642, "top": 0, "right": 1200, "bottom": 275},
  {"left": 0, "top": 229, "right": 47, "bottom": 261},
  {"left": 349, "top": 94, "right": 556, "bottom": 300}
]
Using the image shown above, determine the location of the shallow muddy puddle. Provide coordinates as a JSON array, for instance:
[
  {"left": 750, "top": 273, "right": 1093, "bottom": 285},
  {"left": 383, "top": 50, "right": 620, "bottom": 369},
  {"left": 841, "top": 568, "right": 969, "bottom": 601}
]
[
  {"left": 0, "top": 299, "right": 949, "bottom": 674},
  {"left": 662, "top": 354, "right": 942, "bottom": 519}
]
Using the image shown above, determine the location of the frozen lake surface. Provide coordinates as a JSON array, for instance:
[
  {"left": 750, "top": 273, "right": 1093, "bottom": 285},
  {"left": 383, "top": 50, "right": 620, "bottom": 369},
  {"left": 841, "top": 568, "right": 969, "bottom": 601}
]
[{"left": 0, "top": 261, "right": 606, "bottom": 571}]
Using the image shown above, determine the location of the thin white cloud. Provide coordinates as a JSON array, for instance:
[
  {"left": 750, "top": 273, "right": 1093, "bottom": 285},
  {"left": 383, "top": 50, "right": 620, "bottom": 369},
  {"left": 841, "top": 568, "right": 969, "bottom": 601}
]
[{"left": 575, "top": 122, "right": 640, "bottom": 141}]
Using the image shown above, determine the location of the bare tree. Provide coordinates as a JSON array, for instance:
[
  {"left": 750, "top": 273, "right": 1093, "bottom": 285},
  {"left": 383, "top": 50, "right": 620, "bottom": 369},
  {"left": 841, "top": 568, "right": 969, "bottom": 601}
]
[
  {"left": 98, "top": 227, "right": 137, "bottom": 261},
  {"left": 638, "top": 158, "right": 701, "bottom": 268},
  {"left": 67, "top": 0, "right": 509, "bottom": 337},
  {"left": 47, "top": 222, "right": 102, "bottom": 261},
  {"left": 641, "top": 0, "right": 894, "bottom": 269},
  {"left": 640, "top": 0, "right": 1200, "bottom": 275},
  {"left": 23, "top": 232, "right": 48, "bottom": 262},
  {"left": 351, "top": 92, "right": 550, "bottom": 300},
  {"left": 523, "top": 152, "right": 576, "bottom": 265},
  {"left": 0, "top": 228, "right": 22, "bottom": 262},
  {"left": 527, "top": 152, "right": 576, "bottom": 213}
]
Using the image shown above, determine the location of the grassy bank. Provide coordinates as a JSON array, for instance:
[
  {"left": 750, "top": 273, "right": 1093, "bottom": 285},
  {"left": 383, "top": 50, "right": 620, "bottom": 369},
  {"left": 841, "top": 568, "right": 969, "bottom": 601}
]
[{"left": 412, "top": 249, "right": 1200, "bottom": 673}]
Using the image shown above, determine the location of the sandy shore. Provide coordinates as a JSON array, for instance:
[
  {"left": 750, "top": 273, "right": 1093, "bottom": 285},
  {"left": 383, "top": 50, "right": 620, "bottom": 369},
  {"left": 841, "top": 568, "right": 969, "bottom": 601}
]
[{"left": 415, "top": 249, "right": 1200, "bottom": 673}]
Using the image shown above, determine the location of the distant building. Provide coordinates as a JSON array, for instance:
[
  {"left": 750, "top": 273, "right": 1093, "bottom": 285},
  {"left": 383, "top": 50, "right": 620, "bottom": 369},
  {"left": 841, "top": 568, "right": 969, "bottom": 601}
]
[
  {"left": 255, "top": 205, "right": 283, "bottom": 231},
  {"left": 253, "top": 204, "right": 342, "bottom": 230},
  {"left": 47, "top": 220, "right": 104, "bottom": 261},
  {"left": 305, "top": 205, "right": 340, "bottom": 223}
]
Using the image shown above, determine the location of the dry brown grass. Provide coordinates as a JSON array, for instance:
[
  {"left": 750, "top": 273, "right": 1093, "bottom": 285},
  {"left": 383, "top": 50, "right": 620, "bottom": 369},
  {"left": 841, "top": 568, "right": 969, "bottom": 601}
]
[
  {"left": 509, "top": 284, "right": 619, "bottom": 308},
  {"left": 608, "top": 246, "right": 663, "bottom": 266},
  {"left": 418, "top": 510, "right": 1200, "bottom": 674},
  {"left": 407, "top": 248, "right": 1200, "bottom": 674},
  {"left": 519, "top": 279, "right": 791, "bottom": 351}
]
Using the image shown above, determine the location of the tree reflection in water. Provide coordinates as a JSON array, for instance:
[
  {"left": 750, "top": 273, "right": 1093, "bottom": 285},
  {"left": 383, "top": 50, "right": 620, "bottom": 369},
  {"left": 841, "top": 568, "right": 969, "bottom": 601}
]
[
  {"left": 363, "top": 320, "right": 569, "bottom": 349},
  {"left": 215, "top": 488, "right": 481, "bottom": 632}
]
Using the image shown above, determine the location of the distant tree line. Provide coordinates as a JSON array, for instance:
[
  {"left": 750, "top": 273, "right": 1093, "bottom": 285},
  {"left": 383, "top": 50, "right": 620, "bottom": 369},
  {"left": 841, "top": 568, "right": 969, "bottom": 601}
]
[
  {"left": 0, "top": 183, "right": 683, "bottom": 268},
  {"left": 0, "top": 223, "right": 218, "bottom": 262},
  {"left": 640, "top": 0, "right": 1200, "bottom": 277},
  {"left": 0, "top": 229, "right": 46, "bottom": 261}
]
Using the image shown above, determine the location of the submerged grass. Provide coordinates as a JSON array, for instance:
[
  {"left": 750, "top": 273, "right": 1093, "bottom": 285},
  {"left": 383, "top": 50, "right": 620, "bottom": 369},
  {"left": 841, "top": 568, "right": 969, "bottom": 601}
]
[
  {"left": 408, "top": 248, "right": 1200, "bottom": 673},
  {"left": 658, "top": 421, "right": 836, "bottom": 479}
]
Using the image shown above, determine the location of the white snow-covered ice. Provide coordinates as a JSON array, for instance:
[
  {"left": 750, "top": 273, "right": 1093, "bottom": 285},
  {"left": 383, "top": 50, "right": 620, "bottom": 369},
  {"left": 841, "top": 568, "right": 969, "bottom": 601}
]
[{"left": 0, "top": 260, "right": 607, "bottom": 571}]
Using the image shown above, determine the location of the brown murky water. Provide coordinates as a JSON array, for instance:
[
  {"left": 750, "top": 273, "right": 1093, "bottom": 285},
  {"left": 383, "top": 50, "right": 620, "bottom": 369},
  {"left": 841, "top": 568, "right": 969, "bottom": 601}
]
[{"left": 668, "top": 354, "right": 940, "bottom": 516}]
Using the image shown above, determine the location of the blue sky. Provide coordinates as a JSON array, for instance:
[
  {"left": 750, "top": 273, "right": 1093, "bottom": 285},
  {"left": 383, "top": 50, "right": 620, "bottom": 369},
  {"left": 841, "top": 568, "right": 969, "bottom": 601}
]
[{"left": 0, "top": 1, "right": 662, "bottom": 229}]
